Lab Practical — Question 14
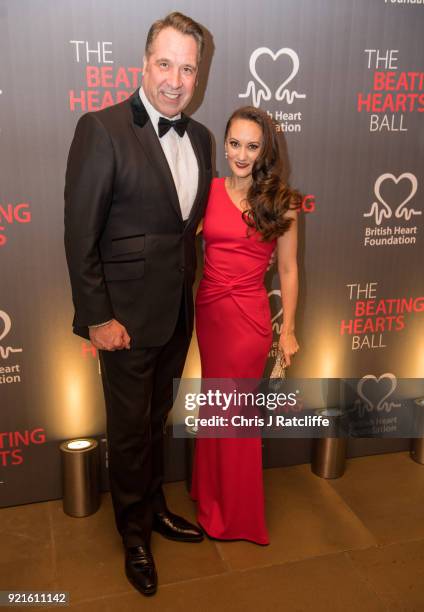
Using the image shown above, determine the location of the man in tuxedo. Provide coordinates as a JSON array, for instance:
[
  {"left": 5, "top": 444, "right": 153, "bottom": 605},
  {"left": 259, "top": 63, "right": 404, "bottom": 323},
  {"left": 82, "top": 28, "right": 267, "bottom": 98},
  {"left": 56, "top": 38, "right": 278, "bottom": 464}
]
[{"left": 64, "top": 12, "right": 212, "bottom": 596}]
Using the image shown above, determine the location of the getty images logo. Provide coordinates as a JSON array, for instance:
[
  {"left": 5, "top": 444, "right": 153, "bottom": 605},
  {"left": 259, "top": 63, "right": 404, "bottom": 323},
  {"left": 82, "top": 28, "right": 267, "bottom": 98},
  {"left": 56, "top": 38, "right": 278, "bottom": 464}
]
[
  {"left": 364, "top": 173, "right": 421, "bottom": 226},
  {"left": 0, "top": 310, "right": 23, "bottom": 360},
  {"left": 239, "top": 47, "right": 307, "bottom": 108}
]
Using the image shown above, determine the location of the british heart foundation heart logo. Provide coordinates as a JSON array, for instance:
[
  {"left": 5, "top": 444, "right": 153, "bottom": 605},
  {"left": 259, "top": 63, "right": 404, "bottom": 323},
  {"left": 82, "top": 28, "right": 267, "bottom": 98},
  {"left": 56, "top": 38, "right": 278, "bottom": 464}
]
[
  {"left": 0, "top": 309, "right": 23, "bottom": 359},
  {"left": 0, "top": 310, "right": 12, "bottom": 343},
  {"left": 268, "top": 289, "right": 283, "bottom": 327},
  {"left": 357, "top": 373, "right": 397, "bottom": 414},
  {"left": 239, "top": 47, "right": 306, "bottom": 107},
  {"left": 364, "top": 172, "right": 421, "bottom": 225}
]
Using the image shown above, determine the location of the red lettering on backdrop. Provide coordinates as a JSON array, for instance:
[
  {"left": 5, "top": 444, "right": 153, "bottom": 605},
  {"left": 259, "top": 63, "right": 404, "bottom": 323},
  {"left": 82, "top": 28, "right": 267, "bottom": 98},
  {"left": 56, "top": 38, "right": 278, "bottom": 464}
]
[
  {"left": 355, "top": 298, "right": 424, "bottom": 316},
  {"left": 358, "top": 71, "right": 424, "bottom": 113},
  {"left": 81, "top": 342, "right": 97, "bottom": 358},
  {"left": 373, "top": 71, "right": 424, "bottom": 91},
  {"left": 0, "top": 449, "right": 23, "bottom": 466},
  {"left": 85, "top": 66, "right": 141, "bottom": 89},
  {"left": 0, "top": 203, "right": 31, "bottom": 224},
  {"left": 0, "top": 203, "right": 32, "bottom": 247},
  {"left": 69, "top": 89, "right": 131, "bottom": 111},
  {"left": 340, "top": 314, "right": 406, "bottom": 336},
  {"left": 365, "top": 93, "right": 424, "bottom": 113},
  {"left": 69, "top": 66, "right": 142, "bottom": 111},
  {"left": 0, "top": 429, "right": 46, "bottom": 466},
  {"left": 301, "top": 195, "right": 315, "bottom": 213}
]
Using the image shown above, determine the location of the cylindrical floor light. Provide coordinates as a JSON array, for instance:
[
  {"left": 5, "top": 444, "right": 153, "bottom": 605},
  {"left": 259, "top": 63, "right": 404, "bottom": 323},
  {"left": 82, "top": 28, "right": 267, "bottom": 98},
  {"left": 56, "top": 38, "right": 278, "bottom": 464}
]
[
  {"left": 59, "top": 438, "right": 100, "bottom": 517},
  {"left": 311, "top": 408, "right": 347, "bottom": 479},
  {"left": 410, "top": 398, "right": 424, "bottom": 465}
]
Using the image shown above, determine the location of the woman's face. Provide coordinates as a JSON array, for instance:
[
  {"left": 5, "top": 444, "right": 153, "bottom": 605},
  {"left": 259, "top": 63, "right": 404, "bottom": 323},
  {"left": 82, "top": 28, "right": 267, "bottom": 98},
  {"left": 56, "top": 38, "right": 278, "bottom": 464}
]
[{"left": 225, "top": 118, "right": 263, "bottom": 180}]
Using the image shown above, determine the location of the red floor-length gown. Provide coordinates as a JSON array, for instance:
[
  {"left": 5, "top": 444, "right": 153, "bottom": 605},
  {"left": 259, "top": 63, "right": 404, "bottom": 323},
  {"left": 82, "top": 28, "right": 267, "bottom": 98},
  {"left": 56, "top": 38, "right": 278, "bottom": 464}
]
[{"left": 191, "top": 177, "right": 276, "bottom": 545}]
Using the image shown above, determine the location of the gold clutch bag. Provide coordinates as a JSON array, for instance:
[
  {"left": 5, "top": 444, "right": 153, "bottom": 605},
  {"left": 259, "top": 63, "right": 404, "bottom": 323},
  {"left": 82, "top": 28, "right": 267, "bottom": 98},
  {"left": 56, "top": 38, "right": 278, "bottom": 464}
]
[{"left": 270, "top": 347, "right": 286, "bottom": 380}]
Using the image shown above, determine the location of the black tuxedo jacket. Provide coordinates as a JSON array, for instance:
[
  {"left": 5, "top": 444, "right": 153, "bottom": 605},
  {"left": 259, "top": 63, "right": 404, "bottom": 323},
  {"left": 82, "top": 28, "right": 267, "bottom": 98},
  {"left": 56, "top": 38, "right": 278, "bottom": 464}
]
[{"left": 64, "top": 90, "right": 212, "bottom": 347}]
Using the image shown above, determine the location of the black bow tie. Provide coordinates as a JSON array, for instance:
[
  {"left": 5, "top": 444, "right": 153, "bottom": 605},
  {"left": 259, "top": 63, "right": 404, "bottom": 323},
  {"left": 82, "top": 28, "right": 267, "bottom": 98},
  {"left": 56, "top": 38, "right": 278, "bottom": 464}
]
[{"left": 158, "top": 115, "right": 189, "bottom": 138}]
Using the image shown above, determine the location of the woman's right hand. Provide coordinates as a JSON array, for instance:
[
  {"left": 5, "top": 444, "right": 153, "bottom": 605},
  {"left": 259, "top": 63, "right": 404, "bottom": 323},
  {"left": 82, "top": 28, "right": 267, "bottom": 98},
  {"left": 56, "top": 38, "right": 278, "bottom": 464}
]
[{"left": 279, "top": 331, "right": 299, "bottom": 367}]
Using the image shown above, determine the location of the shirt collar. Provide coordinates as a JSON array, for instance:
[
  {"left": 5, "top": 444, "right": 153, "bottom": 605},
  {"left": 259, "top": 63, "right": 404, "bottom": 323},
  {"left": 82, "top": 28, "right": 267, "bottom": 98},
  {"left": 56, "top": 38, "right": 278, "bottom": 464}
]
[{"left": 139, "top": 85, "right": 181, "bottom": 136}]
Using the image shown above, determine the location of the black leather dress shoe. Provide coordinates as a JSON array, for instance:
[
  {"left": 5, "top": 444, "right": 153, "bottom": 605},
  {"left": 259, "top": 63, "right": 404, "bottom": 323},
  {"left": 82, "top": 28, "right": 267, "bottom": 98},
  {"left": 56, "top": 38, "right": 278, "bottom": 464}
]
[
  {"left": 153, "top": 510, "right": 204, "bottom": 543},
  {"left": 125, "top": 544, "right": 157, "bottom": 596}
]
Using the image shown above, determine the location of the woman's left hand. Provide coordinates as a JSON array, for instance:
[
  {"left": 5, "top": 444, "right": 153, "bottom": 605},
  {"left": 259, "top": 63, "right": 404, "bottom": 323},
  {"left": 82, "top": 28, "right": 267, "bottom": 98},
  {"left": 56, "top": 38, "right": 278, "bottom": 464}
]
[{"left": 279, "top": 332, "right": 299, "bottom": 367}]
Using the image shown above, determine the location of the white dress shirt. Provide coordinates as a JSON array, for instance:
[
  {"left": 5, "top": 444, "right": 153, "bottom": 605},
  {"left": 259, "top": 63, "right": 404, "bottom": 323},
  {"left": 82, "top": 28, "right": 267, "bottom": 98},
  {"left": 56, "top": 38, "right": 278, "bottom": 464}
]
[{"left": 139, "top": 86, "right": 199, "bottom": 221}]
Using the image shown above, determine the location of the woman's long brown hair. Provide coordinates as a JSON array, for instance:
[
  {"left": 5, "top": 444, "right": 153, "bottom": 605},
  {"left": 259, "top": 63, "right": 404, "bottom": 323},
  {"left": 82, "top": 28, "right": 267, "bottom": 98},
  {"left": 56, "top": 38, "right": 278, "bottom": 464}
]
[{"left": 225, "top": 106, "right": 302, "bottom": 241}]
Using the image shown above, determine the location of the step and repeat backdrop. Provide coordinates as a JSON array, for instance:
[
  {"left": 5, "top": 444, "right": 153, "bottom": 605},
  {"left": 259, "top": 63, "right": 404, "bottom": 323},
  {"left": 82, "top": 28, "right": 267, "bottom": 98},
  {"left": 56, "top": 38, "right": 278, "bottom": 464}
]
[{"left": 1, "top": 0, "right": 423, "bottom": 506}]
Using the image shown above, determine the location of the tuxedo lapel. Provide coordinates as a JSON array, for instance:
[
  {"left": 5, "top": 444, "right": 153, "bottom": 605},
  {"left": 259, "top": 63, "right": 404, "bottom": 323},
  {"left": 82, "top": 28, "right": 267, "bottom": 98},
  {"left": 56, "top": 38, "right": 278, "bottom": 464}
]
[
  {"left": 185, "top": 119, "right": 207, "bottom": 229},
  {"left": 129, "top": 91, "right": 182, "bottom": 221}
]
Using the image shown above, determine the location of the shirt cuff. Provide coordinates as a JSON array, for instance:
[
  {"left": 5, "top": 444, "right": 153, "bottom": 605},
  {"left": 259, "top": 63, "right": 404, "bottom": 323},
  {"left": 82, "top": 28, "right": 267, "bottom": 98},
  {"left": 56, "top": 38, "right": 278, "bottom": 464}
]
[{"left": 88, "top": 319, "right": 113, "bottom": 329}]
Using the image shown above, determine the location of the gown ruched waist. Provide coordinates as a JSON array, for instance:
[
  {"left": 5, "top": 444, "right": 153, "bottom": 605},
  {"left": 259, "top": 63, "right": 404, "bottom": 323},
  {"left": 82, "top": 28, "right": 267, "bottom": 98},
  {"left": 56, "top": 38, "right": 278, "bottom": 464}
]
[{"left": 197, "top": 261, "right": 271, "bottom": 336}]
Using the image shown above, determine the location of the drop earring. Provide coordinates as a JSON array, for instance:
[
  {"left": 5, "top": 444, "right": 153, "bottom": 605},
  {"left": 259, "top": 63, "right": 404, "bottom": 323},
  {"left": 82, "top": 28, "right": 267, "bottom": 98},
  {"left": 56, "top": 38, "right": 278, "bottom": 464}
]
[{"left": 225, "top": 151, "right": 228, "bottom": 159}]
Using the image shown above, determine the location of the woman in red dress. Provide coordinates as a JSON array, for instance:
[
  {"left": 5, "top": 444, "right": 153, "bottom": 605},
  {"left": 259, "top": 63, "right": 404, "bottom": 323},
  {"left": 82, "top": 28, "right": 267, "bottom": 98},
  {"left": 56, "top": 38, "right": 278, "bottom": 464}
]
[{"left": 191, "top": 107, "right": 301, "bottom": 544}]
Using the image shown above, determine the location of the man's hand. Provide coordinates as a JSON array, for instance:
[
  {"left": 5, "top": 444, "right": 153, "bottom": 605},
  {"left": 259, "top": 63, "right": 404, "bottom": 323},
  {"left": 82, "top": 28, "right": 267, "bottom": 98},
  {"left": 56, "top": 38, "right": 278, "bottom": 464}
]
[{"left": 89, "top": 319, "right": 131, "bottom": 351}]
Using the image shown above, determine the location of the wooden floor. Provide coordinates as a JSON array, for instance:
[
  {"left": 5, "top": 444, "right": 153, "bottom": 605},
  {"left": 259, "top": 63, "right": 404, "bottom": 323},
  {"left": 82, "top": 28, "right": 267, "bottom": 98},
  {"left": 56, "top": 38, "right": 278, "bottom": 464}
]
[{"left": 2, "top": 451, "right": 424, "bottom": 611}]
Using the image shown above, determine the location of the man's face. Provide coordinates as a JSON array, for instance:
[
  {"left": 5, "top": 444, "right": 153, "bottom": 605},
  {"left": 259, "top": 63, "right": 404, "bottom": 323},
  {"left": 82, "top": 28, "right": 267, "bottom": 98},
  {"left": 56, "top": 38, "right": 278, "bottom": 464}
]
[{"left": 142, "top": 27, "right": 199, "bottom": 118}]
